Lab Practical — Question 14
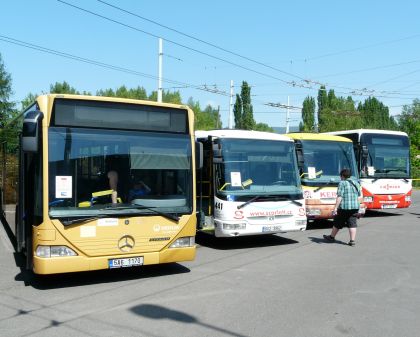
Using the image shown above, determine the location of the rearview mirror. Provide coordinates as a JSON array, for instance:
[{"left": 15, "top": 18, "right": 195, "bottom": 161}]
[{"left": 22, "top": 110, "right": 43, "bottom": 152}]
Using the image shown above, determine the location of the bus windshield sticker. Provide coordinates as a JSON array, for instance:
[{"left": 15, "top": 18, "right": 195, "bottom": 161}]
[
  {"left": 97, "top": 218, "right": 119, "bottom": 227},
  {"left": 368, "top": 166, "right": 375, "bottom": 176},
  {"left": 80, "top": 226, "right": 96, "bottom": 238},
  {"left": 55, "top": 176, "right": 73, "bottom": 198},
  {"left": 308, "top": 167, "right": 316, "bottom": 179},
  {"left": 231, "top": 172, "right": 242, "bottom": 187}
]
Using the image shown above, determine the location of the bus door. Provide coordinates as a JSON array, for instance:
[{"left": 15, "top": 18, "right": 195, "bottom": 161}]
[
  {"left": 19, "top": 110, "right": 43, "bottom": 268},
  {"left": 196, "top": 139, "right": 213, "bottom": 229}
]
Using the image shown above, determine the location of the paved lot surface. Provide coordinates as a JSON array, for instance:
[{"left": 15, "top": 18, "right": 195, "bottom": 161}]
[{"left": 0, "top": 191, "right": 419, "bottom": 337}]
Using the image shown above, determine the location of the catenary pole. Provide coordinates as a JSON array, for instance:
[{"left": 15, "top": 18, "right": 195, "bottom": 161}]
[
  {"left": 158, "top": 38, "right": 163, "bottom": 103},
  {"left": 286, "top": 96, "right": 290, "bottom": 133},
  {"left": 229, "top": 80, "right": 234, "bottom": 129}
]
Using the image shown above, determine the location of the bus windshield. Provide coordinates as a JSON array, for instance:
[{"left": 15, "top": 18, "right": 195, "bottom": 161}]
[
  {"left": 300, "top": 140, "right": 358, "bottom": 184},
  {"left": 361, "top": 134, "right": 410, "bottom": 179},
  {"left": 48, "top": 127, "right": 192, "bottom": 217},
  {"left": 214, "top": 138, "right": 301, "bottom": 200}
]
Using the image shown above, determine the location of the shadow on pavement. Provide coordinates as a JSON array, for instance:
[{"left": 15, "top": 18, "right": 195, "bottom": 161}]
[
  {"left": 0, "top": 215, "right": 17, "bottom": 251},
  {"left": 14, "top": 260, "right": 190, "bottom": 290},
  {"left": 306, "top": 209, "right": 403, "bottom": 229},
  {"left": 308, "top": 236, "right": 349, "bottom": 246},
  {"left": 363, "top": 210, "right": 403, "bottom": 218},
  {"left": 305, "top": 220, "right": 333, "bottom": 230},
  {"left": 196, "top": 232, "right": 298, "bottom": 250},
  {"left": 130, "top": 304, "right": 247, "bottom": 337}
]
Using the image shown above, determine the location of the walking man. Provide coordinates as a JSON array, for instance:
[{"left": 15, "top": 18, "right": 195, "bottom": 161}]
[{"left": 324, "top": 168, "right": 361, "bottom": 246}]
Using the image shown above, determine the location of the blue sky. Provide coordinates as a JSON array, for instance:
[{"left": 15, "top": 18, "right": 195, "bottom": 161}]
[{"left": 1, "top": 0, "right": 420, "bottom": 128}]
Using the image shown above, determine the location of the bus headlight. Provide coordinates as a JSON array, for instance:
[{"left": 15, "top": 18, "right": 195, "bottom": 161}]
[
  {"left": 364, "top": 196, "right": 373, "bottom": 203},
  {"left": 223, "top": 223, "right": 246, "bottom": 230},
  {"left": 307, "top": 209, "right": 321, "bottom": 216},
  {"left": 295, "top": 219, "right": 307, "bottom": 227},
  {"left": 169, "top": 236, "right": 195, "bottom": 248},
  {"left": 405, "top": 196, "right": 411, "bottom": 202},
  {"left": 35, "top": 245, "right": 78, "bottom": 258}
]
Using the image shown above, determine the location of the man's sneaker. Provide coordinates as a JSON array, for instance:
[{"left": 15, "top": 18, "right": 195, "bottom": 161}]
[
  {"left": 348, "top": 240, "right": 356, "bottom": 247},
  {"left": 323, "top": 234, "right": 335, "bottom": 242}
]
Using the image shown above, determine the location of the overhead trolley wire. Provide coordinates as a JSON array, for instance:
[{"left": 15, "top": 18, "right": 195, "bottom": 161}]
[
  {"left": 57, "top": 1, "right": 420, "bottom": 101},
  {"left": 303, "top": 33, "right": 420, "bottom": 62},
  {"left": 57, "top": 0, "right": 293, "bottom": 85},
  {"left": 0, "top": 34, "right": 230, "bottom": 97},
  {"left": 96, "top": 0, "right": 306, "bottom": 82},
  {"left": 97, "top": 0, "right": 420, "bottom": 98}
]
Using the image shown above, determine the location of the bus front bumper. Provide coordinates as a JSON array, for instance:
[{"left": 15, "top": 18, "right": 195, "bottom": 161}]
[{"left": 32, "top": 246, "right": 196, "bottom": 275}]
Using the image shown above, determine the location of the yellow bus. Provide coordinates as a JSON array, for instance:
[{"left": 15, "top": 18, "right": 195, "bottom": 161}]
[
  {"left": 0, "top": 94, "right": 198, "bottom": 274},
  {"left": 285, "top": 133, "right": 362, "bottom": 221}
]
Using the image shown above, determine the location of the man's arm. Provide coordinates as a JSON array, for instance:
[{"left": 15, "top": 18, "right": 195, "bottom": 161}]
[{"left": 108, "top": 170, "right": 118, "bottom": 204}]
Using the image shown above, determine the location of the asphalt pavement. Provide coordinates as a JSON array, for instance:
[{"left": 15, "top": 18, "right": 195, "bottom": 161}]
[{"left": 0, "top": 191, "right": 419, "bottom": 337}]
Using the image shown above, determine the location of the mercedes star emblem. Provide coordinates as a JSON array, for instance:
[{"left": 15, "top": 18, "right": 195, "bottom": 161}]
[{"left": 118, "top": 235, "right": 135, "bottom": 252}]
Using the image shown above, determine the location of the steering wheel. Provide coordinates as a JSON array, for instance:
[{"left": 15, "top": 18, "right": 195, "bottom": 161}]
[{"left": 271, "top": 180, "right": 287, "bottom": 185}]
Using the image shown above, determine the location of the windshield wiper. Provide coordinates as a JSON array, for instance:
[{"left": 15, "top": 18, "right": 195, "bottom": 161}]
[
  {"left": 372, "top": 170, "right": 401, "bottom": 183},
  {"left": 314, "top": 183, "right": 333, "bottom": 192},
  {"left": 60, "top": 215, "right": 107, "bottom": 226},
  {"left": 372, "top": 176, "right": 410, "bottom": 183},
  {"left": 237, "top": 196, "right": 260, "bottom": 209},
  {"left": 238, "top": 195, "right": 302, "bottom": 209},
  {"left": 313, "top": 179, "right": 338, "bottom": 192},
  {"left": 104, "top": 204, "right": 179, "bottom": 222},
  {"left": 275, "top": 197, "right": 303, "bottom": 207}
]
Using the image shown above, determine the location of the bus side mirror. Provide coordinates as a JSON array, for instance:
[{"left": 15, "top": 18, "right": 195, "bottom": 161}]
[
  {"left": 296, "top": 149, "right": 304, "bottom": 169},
  {"left": 212, "top": 143, "right": 222, "bottom": 158},
  {"left": 361, "top": 145, "right": 368, "bottom": 160},
  {"left": 22, "top": 110, "right": 43, "bottom": 152},
  {"left": 294, "top": 142, "right": 304, "bottom": 169},
  {"left": 195, "top": 141, "right": 203, "bottom": 169}
]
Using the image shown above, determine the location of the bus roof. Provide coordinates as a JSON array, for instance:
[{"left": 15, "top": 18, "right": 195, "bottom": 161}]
[
  {"left": 326, "top": 129, "right": 408, "bottom": 137},
  {"left": 195, "top": 129, "right": 293, "bottom": 142},
  {"left": 284, "top": 132, "right": 352, "bottom": 142},
  {"left": 35, "top": 94, "right": 191, "bottom": 111}
]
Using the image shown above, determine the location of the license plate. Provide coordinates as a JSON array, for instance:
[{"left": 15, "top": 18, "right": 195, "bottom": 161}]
[
  {"left": 382, "top": 204, "right": 397, "bottom": 209},
  {"left": 262, "top": 225, "right": 282, "bottom": 232},
  {"left": 108, "top": 256, "right": 143, "bottom": 269}
]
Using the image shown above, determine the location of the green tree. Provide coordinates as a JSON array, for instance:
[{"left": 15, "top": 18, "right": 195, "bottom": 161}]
[
  {"left": 399, "top": 99, "right": 420, "bottom": 185},
  {"left": 254, "top": 123, "right": 273, "bottom": 132},
  {"left": 97, "top": 85, "right": 147, "bottom": 100},
  {"left": 0, "top": 54, "right": 15, "bottom": 126},
  {"left": 316, "top": 87, "right": 378, "bottom": 132},
  {"left": 300, "top": 96, "right": 315, "bottom": 131},
  {"left": 400, "top": 99, "right": 420, "bottom": 147},
  {"left": 149, "top": 90, "right": 182, "bottom": 104},
  {"left": 20, "top": 82, "right": 89, "bottom": 111},
  {"left": 316, "top": 85, "right": 328, "bottom": 130},
  {"left": 327, "top": 89, "right": 338, "bottom": 110},
  {"left": 234, "top": 81, "right": 255, "bottom": 130},
  {"left": 20, "top": 93, "right": 38, "bottom": 111},
  {"left": 233, "top": 94, "right": 243, "bottom": 129},
  {"left": 358, "top": 97, "right": 397, "bottom": 129},
  {"left": 188, "top": 97, "right": 220, "bottom": 130},
  {"left": 50, "top": 81, "right": 80, "bottom": 94}
]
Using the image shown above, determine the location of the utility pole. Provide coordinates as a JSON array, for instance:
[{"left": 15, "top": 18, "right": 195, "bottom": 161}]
[
  {"left": 265, "top": 101, "right": 302, "bottom": 133},
  {"left": 158, "top": 38, "right": 163, "bottom": 103},
  {"left": 286, "top": 96, "right": 290, "bottom": 133},
  {"left": 228, "top": 80, "right": 234, "bottom": 129},
  {"left": 216, "top": 105, "right": 220, "bottom": 129}
]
